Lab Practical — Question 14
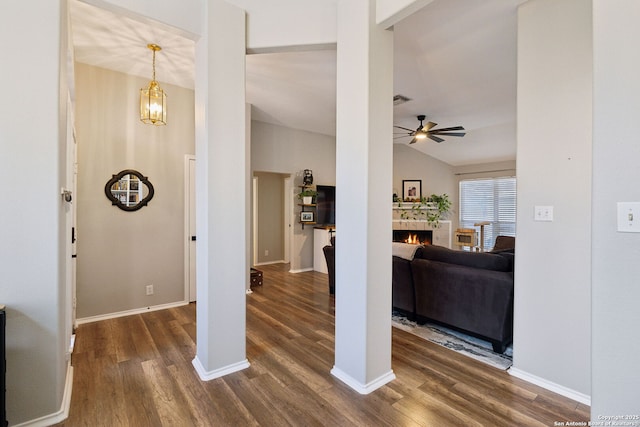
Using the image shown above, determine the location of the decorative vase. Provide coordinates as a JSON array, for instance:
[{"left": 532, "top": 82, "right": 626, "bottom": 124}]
[{"left": 303, "top": 196, "right": 312, "bottom": 205}]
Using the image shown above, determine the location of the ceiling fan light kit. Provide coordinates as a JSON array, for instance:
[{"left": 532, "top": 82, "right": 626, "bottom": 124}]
[
  {"left": 140, "top": 43, "right": 167, "bottom": 126},
  {"left": 394, "top": 114, "right": 465, "bottom": 144}
]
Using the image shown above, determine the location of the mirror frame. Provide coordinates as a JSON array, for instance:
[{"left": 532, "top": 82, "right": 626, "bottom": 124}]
[{"left": 104, "top": 169, "right": 155, "bottom": 212}]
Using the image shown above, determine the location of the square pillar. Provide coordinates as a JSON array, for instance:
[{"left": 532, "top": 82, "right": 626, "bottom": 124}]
[
  {"left": 192, "top": 0, "right": 250, "bottom": 379},
  {"left": 331, "top": 0, "right": 395, "bottom": 393}
]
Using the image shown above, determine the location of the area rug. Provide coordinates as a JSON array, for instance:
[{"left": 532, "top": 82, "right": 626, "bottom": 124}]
[{"left": 392, "top": 313, "right": 513, "bottom": 370}]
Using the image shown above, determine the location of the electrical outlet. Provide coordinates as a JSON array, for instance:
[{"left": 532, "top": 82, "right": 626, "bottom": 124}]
[
  {"left": 146, "top": 285, "right": 154, "bottom": 295},
  {"left": 534, "top": 205, "right": 553, "bottom": 221},
  {"left": 265, "top": 249, "right": 269, "bottom": 256}
]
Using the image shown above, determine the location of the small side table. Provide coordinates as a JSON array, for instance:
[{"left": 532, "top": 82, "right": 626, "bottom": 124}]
[{"left": 250, "top": 268, "right": 263, "bottom": 287}]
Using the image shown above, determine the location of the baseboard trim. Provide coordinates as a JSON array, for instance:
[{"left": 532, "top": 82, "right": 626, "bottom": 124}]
[
  {"left": 508, "top": 367, "right": 591, "bottom": 406},
  {"left": 289, "top": 267, "right": 314, "bottom": 274},
  {"left": 76, "top": 300, "right": 189, "bottom": 325},
  {"left": 254, "top": 260, "right": 286, "bottom": 266},
  {"left": 14, "top": 361, "right": 74, "bottom": 427},
  {"left": 330, "top": 366, "right": 396, "bottom": 395},
  {"left": 192, "top": 356, "right": 250, "bottom": 381}
]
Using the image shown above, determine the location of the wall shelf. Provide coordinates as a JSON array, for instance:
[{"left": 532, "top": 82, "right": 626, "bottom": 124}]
[
  {"left": 393, "top": 202, "right": 437, "bottom": 210},
  {"left": 299, "top": 185, "right": 316, "bottom": 229}
]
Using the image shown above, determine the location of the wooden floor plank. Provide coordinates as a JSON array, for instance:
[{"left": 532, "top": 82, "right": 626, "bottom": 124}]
[
  {"left": 140, "top": 359, "right": 196, "bottom": 426},
  {"left": 56, "top": 263, "right": 590, "bottom": 426},
  {"left": 116, "top": 359, "right": 163, "bottom": 427}
]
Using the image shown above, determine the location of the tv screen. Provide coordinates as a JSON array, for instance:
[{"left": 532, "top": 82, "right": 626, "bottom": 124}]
[{"left": 316, "top": 185, "right": 335, "bottom": 226}]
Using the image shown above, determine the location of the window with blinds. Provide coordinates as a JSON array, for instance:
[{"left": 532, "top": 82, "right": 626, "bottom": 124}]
[{"left": 459, "top": 176, "right": 516, "bottom": 250}]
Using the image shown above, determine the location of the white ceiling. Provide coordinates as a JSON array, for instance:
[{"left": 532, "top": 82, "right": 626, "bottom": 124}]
[{"left": 70, "top": 0, "right": 525, "bottom": 166}]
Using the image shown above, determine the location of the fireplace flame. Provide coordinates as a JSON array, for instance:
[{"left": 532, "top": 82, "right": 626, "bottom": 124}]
[
  {"left": 393, "top": 230, "right": 432, "bottom": 245},
  {"left": 406, "top": 233, "right": 419, "bottom": 244}
]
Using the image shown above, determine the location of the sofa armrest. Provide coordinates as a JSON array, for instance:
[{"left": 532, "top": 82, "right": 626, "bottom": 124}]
[{"left": 392, "top": 256, "right": 416, "bottom": 317}]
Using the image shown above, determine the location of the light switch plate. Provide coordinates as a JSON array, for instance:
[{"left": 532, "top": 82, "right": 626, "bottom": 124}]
[
  {"left": 617, "top": 202, "right": 640, "bottom": 232},
  {"left": 534, "top": 205, "right": 554, "bottom": 221}
]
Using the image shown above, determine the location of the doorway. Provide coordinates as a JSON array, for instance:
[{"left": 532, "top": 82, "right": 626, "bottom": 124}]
[{"left": 252, "top": 172, "right": 292, "bottom": 266}]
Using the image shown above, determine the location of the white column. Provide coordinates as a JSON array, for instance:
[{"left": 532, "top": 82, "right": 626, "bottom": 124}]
[
  {"left": 592, "top": 0, "right": 640, "bottom": 417},
  {"left": 331, "top": 0, "right": 395, "bottom": 393},
  {"left": 513, "top": 0, "right": 591, "bottom": 402},
  {"left": 192, "top": 0, "right": 250, "bottom": 379},
  {"left": 0, "top": 1, "right": 71, "bottom": 424}
]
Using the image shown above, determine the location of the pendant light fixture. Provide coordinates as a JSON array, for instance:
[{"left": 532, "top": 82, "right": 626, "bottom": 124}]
[{"left": 140, "top": 43, "right": 167, "bottom": 126}]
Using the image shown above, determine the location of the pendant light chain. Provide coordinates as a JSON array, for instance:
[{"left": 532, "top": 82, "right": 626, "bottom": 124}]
[{"left": 152, "top": 47, "right": 156, "bottom": 82}]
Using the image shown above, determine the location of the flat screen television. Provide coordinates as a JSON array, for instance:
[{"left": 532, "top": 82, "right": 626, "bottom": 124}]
[{"left": 315, "top": 185, "right": 336, "bottom": 226}]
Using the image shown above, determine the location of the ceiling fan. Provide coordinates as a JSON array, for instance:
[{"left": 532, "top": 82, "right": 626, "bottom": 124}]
[{"left": 394, "top": 115, "right": 466, "bottom": 144}]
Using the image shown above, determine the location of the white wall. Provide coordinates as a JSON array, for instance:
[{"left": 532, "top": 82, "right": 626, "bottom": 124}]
[
  {"left": 82, "top": 0, "right": 202, "bottom": 39},
  {"left": 0, "top": 1, "right": 71, "bottom": 424},
  {"left": 250, "top": 123, "right": 465, "bottom": 269},
  {"left": 227, "top": 0, "right": 337, "bottom": 52},
  {"left": 74, "top": 63, "right": 195, "bottom": 319},
  {"left": 251, "top": 120, "right": 336, "bottom": 271},
  {"left": 452, "top": 160, "right": 516, "bottom": 180},
  {"left": 251, "top": 120, "right": 337, "bottom": 184},
  {"left": 0, "top": 0, "right": 202, "bottom": 423},
  {"left": 393, "top": 144, "right": 458, "bottom": 226},
  {"left": 514, "top": 0, "right": 592, "bottom": 399},
  {"left": 376, "top": 0, "right": 432, "bottom": 27},
  {"left": 254, "top": 172, "right": 286, "bottom": 264},
  {"left": 591, "top": 0, "right": 640, "bottom": 417}
]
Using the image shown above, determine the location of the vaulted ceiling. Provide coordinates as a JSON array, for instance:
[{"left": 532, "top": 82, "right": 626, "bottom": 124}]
[{"left": 70, "top": 0, "right": 525, "bottom": 166}]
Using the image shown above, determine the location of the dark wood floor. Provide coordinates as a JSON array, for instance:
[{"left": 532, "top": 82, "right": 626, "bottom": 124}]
[{"left": 56, "top": 263, "right": 589, "bottom": 426}]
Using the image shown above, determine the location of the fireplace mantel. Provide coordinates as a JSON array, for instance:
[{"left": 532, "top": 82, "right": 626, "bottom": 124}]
[{"left": 392, "top": 220, "right": 452, "bottom": 249}]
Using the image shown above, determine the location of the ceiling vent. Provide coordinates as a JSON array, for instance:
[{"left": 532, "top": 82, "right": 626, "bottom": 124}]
[{"left": 393, "top": 94, "right": 412, "bottom": 106}]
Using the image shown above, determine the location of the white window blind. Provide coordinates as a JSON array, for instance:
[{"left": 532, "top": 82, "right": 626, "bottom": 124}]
[{"left": 459, "top": 176, "right": 516, "bottom": 250}]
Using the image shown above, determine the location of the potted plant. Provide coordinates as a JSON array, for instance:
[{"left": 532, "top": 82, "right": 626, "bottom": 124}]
[
  {"left": 425, "top": 193, "right": 451, "bottom": 227},
  {"left": 298, "top": 188, "right": 317, "bottom": 205},
  {"left": 397, "top": 193, "right": 451, "bottom": 227}
]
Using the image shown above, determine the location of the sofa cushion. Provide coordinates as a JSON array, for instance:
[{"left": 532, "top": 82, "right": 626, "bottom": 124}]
[{"left": 417, "top": 244, "right": 511, "bottom": 272}]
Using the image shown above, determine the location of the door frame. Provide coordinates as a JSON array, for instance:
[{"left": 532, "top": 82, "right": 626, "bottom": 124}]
[
  {"left": 252, "top": 173, "right": 292, "bottom": 266},
  {"left": 184, "top": 154, "right": 196, "bottom": 302},
  {"left": 283, "top": 176, "right": 292, "bottom": 264}
]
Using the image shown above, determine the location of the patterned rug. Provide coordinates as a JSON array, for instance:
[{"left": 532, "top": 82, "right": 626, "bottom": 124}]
[{"left": 392, "top": 313, "right": 513, "bottom": 370}]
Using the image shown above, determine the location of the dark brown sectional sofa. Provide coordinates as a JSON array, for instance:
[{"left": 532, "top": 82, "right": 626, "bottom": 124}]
[
  {"left": 393, "top": 241, "right": 514, "bottom": 353},
  {"left": 323, "top": 236, "right": 515, "bottom": 353}
]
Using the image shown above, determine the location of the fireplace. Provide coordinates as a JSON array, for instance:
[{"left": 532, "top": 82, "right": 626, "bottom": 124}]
[{"left": 393, "top": 229, "right": 432, "bottom": 245}]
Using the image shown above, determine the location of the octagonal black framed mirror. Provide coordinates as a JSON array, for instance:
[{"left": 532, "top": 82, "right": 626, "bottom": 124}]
[{"left": 104, "top": 169, "right": 154, "bottom": 211}]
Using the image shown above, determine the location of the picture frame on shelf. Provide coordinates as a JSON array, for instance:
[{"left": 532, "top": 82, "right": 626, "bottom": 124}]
[
  {"left": 300, "top": 211, "right": 314, "bottom": 223},
  {"left": 402, "top": 179, "right": 422, "bottom": 201}
]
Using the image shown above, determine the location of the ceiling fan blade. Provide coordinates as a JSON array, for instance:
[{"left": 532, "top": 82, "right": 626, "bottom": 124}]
[
  {"left": 409, "top": 137, "right": 418, "bottom": 144},
  {"left": 430, "top": 132, "right": 466, "bottom": 137},
  {"left": 430, "top": 125, "right": 465, "bottom": 132},
  {"left": 393, "top": 135, "right": 411, "bottom": 140},
  {"left": 423, "top": 121, "right": 437, "bottom": 131},
  {"left": 394, "top": 125, "right": 416, "bottom": 132},
  {"left": 427, "top": 134, "right": 445, "bottom": 143}
]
